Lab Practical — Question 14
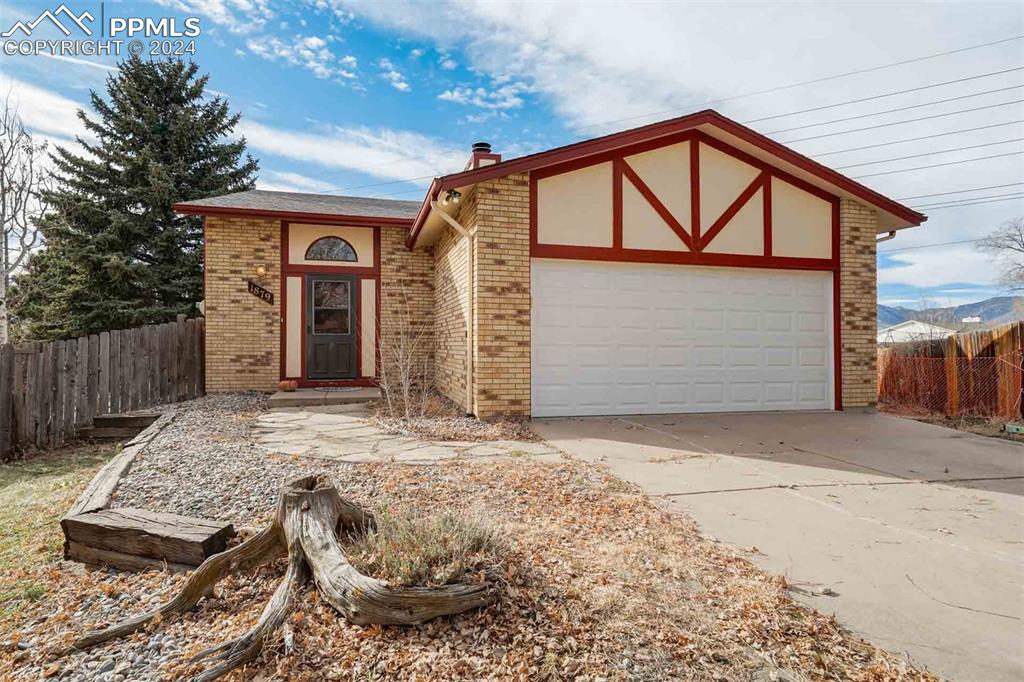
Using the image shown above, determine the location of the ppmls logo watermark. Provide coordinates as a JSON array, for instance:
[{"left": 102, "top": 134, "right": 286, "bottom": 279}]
[{"left": 2, "top": 3, "right": 202, "bottom": 58}]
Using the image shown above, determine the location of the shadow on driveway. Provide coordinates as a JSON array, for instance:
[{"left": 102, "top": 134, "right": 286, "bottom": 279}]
[{"left": 533, "top": 411, "right": 1024, "bottom": 681}]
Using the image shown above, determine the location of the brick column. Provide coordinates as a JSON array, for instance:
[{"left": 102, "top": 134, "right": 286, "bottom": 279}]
[
  {"left": 204, "top": 216, "right": 281, "bottom": 392},
  {"left": 472, "top": 173, "right": 531, "bottom": 418},
  {"left": 839, "top": 198, "right": 879, "bottom": 408}
]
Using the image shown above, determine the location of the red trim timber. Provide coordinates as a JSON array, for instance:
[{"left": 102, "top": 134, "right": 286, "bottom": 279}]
[
  {"left": 407, "top": 108, "right": 924, "bottom": 248},
  {"left": 831, "top": 200, "right": 843, "bottom": 411},
  {"left": 698, "top": 170, "right": 766, "bottom": 251},
  {"left": 763, "top": 176, "right": 773, "bottom": 257},
  {"left": 612, "top": 158, "right": 623, "bottom": 250},
  {"left": 175, "top": 203, "right": 414, "bottom": 228},
  {"left": 620, "top": 158, "right": 692, "bottom": 250},
  {"left": 690, "top": 139, "right": 701, "bottom": 250},
  {"left": 531, "top": 245, "right": 836, "bottom": 271}
]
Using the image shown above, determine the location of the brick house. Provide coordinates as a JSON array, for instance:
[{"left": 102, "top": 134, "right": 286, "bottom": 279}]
[{"left": 174, "top": 110, "right": 925, "bottom": 419}]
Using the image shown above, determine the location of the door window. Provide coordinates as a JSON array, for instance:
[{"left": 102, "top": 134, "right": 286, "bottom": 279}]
[{"left": 312, "top": 280, "right": 350, "bottom": 334}]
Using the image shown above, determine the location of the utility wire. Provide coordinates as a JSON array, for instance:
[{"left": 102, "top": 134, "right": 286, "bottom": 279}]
[
  {"left": 913, "top": 195, "right": 1024, "bottom": 210},
  {"left": 764, "top": 85, "right": 1024, "bottom": 135},
  {"left": 834, "top": 138, "right": 1024, "bottom": 169},
  {"left": 879, "top": 239, "right": 981, "bottom": 253},
  {"left": 814, "top": 120, "right": 1024, "bottom": 156},
  {"left": 783, "top": 100, "right": 1024, "bottom": 143},
  {"left": 576, "top": 34, "right": 1024, "bottom": 131},
  {"left": 852, "top": 151, "right": 1024, "bottom": 178},
  {"left": 744, "top": 66, "right": 1024, "bottom": 123},
  {"left": 912, "top": 191, "right": 1024, "bottom": 208},
  {"left": 896, "top": 182, "right": 1024, "bottom": 200}
]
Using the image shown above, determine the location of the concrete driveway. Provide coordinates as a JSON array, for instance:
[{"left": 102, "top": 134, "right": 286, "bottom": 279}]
[{"left": 532, "top": 412, "right": 1024, "bottom": 681}]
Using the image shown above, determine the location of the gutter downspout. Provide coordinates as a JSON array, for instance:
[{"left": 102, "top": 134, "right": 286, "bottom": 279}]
[
  {"left": 430, "top": 200, "right": 474, "bottom": 414},
  {"left": 876, "top": 231, "right": 896, "bottom": 243}
]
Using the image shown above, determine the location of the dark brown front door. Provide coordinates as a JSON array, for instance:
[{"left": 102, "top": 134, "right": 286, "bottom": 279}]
[{"left": 306, "top": 275, "right": 357, "bottom": 379}]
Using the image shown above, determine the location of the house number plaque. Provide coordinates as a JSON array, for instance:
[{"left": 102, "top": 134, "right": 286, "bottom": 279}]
[{"left": 247, "top": 281, "right": 274, "bottom": 305}]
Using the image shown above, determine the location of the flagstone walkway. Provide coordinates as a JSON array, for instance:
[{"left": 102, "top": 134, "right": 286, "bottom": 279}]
[{"left": 255, "top": 406, "right": 562, "bottom": 464}]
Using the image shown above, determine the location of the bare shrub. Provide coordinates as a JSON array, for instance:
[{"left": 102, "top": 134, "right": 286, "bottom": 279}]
[
  {"left": 377, "top": 281, "right": 433, "bottom": 419},
  {"left": 345, "top": 506, "right": 505, "bottom": 587}
]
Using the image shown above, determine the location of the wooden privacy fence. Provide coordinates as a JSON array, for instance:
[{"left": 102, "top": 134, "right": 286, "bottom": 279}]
[
  {"left": 878, "top": 321, "right": 1023, "bottom": 420},
  {"left": 0, "top": 317, "right": 205, "bottom": 460}
]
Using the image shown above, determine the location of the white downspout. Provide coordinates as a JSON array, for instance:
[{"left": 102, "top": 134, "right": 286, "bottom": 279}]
[{"left": 431, "top": 200, "right": 474, "bottom": 414}]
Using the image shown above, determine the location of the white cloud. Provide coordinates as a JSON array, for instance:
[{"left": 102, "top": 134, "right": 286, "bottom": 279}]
[
  {"left": 154, "top": 0, "right": 273, "bottom": 34},
  {"left": 377, "top": 58, "right": 410, "bottom": 91},
  {"left": 246, "top": 34, "right": 357, "bottom": 80},
  {"left": 879, "top": 244, "right": 996, "bottom": 288},
  {"left": 409, "top": 48, "right": 425, "bottom": 59},
  {"left": 438, "top": 82, "right": 527, "bottom": 109},
  {"left": 439, "top": 57, "right": 458, "bottom": 70},
  {"left": 239, "top": 119, "right": 466, "bottom": 183},
  {"left": 257, "top": 169, "right": 338, "bottom": 193},
  {"left": 0, "top": 73, "right": 89, "bottom": 143}
]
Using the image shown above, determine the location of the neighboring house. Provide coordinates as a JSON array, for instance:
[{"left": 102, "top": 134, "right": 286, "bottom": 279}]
[
  {"left": 877, "top": 320, "right": 956, "bottom": 345},
  {"left": 174, "top": 109, "right": 926, "bottom": 418}
]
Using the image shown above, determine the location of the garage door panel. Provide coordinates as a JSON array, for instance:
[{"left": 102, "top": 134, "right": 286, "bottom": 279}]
[{"left": 532, "top": 260, "right": 834, "bottom": 417}]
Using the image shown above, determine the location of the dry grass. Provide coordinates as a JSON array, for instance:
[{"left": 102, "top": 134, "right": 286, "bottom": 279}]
[
  {"left": 372, "top": 391, "right": 537, "bottom": 442},
  {"left": 0, "top": 458, "right": 934, "bottom": 681},
  {"left": 879, "top": 404, "right": 1024, "bottom": 443},
  {"left": 0, "top": 444, "right": 115, "bottom": 619},
  {"left": 345, "top": 507, "right": 505, "bottom": 587}
]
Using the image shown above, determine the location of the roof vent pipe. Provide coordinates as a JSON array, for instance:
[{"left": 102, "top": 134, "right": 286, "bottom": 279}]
[{"left": 472, "top": 141, "right": 492, "bottom": 154}]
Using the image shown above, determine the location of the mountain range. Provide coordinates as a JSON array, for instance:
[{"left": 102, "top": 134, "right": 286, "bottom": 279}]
[{"left": 877, "top": 296, "right": 1023, "bottom": 329}]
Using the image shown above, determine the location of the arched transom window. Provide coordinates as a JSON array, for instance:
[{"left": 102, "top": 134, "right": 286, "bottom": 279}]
[{"left": 305, "top": 236, "right": 358, "bottom": 262}]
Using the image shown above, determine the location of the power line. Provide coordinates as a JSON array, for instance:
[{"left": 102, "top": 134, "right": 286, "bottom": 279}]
[
  {"left": 912, "top": 191, "right": 1024, "bottom": 208},
  {"left": 783, "top": 99, "right": 1024, "bottom": 143},
  {"left": 852, "top": 151, "right": 1024, "bottom": 178},
  {"left": 896, "top": 182, "right": 1024, "bottom": 200},
  {"left": 577, "top": 34, "right": 1024, "bottom": 131},
  {"left": 879, "top": 238, "right": 981, "bottom": 253},
  {"left": 814, "top": 120, "right": 1024, "bottom": 156},
  {"left": 744, "top": 66, "right": 1024, "bottom": 123},
  {"left": 834, "top": 138, "right": 1024, "bottom": 169},
  {"left": 914, "top": 196, "right": 1024, "bottom": 210},
  {"left": 763, "top": 85, "right": 1024, "bottom": 135}
]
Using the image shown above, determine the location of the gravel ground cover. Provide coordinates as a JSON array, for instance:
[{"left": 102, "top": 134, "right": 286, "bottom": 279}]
[{"left": 0, "top": 394, "right": 936, "bottom": 681}]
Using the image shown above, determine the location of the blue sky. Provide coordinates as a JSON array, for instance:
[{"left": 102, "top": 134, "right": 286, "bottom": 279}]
[{"left": 2, "top": 0, "right": 1023, "bottom": 310}]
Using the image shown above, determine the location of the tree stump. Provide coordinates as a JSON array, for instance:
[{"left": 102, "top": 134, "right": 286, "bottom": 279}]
[{"left": 67, "top": 474, "right": 496, "bottom": 681}]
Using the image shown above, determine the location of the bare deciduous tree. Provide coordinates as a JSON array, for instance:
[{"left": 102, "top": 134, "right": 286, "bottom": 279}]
[
  {"left": 0, "top": 94, "right": 49, "bottom": 343},
  {"left": 978, "top": 216, "right": 1024, "bottom": 292}
]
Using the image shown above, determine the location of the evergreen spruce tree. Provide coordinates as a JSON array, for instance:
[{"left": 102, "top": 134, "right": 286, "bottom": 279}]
[{"left": 13, "top": 57, "right": 257, "bottom": 339}]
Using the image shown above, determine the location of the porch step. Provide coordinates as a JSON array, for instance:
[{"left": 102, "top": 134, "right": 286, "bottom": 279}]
[
  {"left": 82, "top": 412, "right": 162, "bottom": 441},
  {"left": 269, "top": 387, "right": 382, "bottom": 408},
  {"left": 93, "top": 413, "right": 161, "bottom": 429},
  {"left": 62, "top": 507, "right": 235, "bottom": 572}
]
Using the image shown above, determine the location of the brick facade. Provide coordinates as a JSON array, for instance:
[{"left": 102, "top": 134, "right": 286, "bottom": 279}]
[
  {"left": 471, "top": 173, "right": 532, "bottom": 418},
  {"left": 204, "top": 215, "right": 281, "bottom": 392},
  {"left": 432, "top": 216, "right": 469, "bottom": 410},
  {"left": 839, "top": 198, "right": 879, "bottom": 408},
  {"left": 379, "top": 225, "right": 435, "bottom": 390}
]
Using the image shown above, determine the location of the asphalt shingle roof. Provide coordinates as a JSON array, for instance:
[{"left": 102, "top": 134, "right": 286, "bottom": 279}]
[{"left": 176, "top": 189, "right": 422, "bottom": 220}]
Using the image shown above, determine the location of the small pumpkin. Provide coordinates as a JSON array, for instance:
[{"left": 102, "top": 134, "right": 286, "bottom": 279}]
[{"left": 279, "top": 379, "right": 299, "bottom": 392}]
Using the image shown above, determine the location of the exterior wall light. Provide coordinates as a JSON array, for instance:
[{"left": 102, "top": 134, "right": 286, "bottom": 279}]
[
  {"left": 255, "top": 264, "right": 268, "bottom": 278},
  {"left": 444, "top": 189, "right": 462, "bottom": 205}
]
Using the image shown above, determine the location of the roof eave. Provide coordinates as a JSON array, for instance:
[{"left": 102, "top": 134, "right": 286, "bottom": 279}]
[
  {"left": 173, "top": 203, "right": 415, "bottom": 227},
  {"left": 404, "top": 109, "right": 926, "bottom": 247}
]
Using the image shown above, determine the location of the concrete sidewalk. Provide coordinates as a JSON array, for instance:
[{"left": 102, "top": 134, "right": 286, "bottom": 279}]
[{"left": 533, "top": 412, "right": 1024, "bottom": 681}]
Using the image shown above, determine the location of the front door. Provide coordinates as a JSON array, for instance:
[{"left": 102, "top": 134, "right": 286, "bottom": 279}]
[{"left": 306, "top": 275, "right": 357, "bottom": 379}]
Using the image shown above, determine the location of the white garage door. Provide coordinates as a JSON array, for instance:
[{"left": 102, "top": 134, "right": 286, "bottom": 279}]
[{"left": 531, "top": 260, "right": 834, "bottom": 417}]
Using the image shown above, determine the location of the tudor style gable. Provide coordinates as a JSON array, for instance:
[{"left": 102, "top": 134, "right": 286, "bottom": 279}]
[{"left": 531, "top": 131, "right": 837, "bottom": 268}]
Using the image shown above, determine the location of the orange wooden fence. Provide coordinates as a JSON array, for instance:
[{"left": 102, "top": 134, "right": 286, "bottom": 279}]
[{"left": 877, "top": 321, "right": 1023, "bottom": 419}]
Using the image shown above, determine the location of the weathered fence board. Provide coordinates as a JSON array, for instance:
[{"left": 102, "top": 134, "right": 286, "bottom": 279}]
[
  {"left": 878, "top": 321, "right": 1024, "bottom": 420},
  {"left": 0, "top": 318, "right": 205, "bottom": 460}
]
